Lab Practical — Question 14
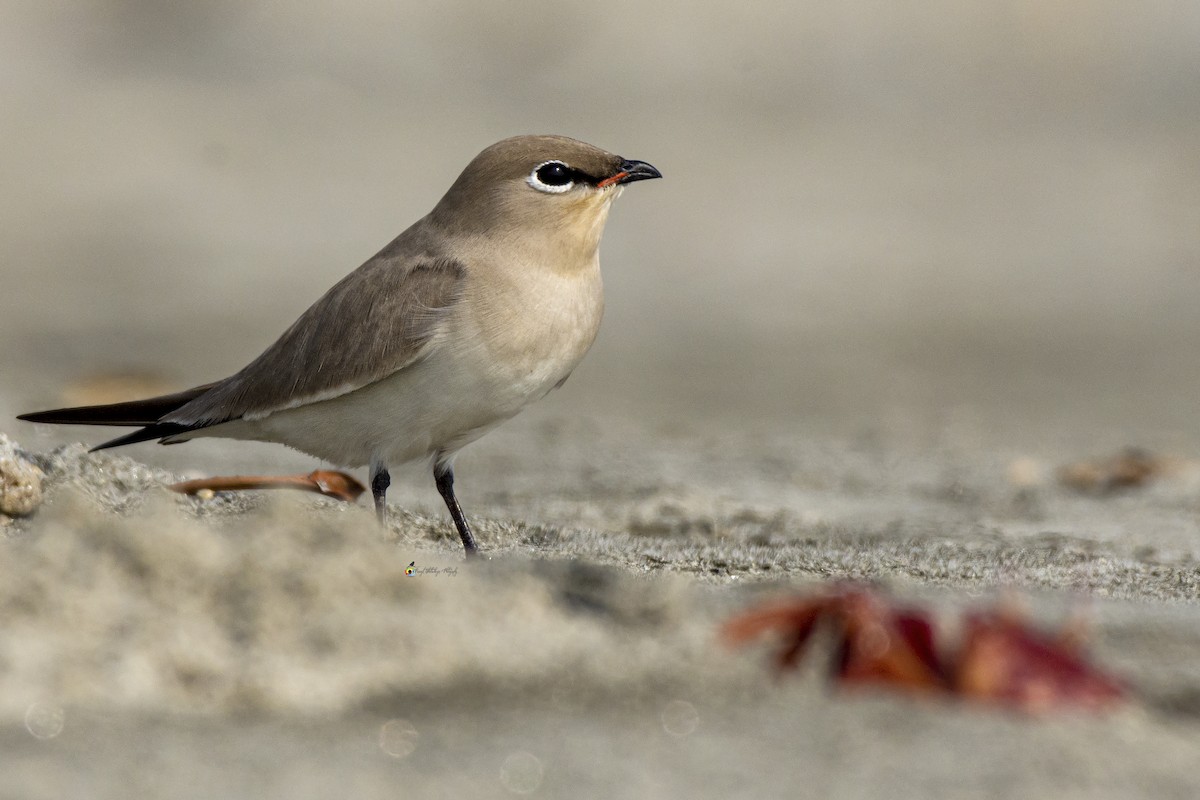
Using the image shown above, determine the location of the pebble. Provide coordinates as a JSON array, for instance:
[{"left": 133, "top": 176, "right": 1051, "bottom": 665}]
[{"left": 0, "top": 453, "right": 43, "bottom": 517}]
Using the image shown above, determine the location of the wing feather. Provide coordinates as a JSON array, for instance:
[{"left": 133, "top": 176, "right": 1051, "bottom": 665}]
[{"left": 165, "top": 253, "right": 466, "bottom": 427}]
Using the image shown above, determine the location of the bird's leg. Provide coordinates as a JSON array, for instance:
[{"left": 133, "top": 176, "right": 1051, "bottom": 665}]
[
  {"left": 370, "top": 459, "right": 391, "bottom": 526},
  {"left": 433, "top": 462, "right": 479, "bottom": 556}
]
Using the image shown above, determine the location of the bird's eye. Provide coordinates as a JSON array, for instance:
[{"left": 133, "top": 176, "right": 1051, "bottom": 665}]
[{"left": 528, "top": 161, "right": 575, "bottom": 194}]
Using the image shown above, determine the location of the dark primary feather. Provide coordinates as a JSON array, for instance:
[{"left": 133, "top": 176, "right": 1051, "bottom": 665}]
[
  {"left": 16, "top": 385, "right": 214, "bottom": 451},
  {"left": 16, "top": 384, "right": 214, "bottom": 427},
  {"left": 89, "top": 422, "right": 197, "bottom": 451}
]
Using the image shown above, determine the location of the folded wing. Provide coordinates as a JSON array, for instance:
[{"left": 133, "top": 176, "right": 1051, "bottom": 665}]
[{"left": 18, "top": 253, "right": 467, "bottom": 450}]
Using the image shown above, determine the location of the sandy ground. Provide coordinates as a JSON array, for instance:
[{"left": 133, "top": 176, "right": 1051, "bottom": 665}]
[
  {"left": 3, "top": 419, "right": 1200, "bottom": 799},
  {"left": 5, "top": 2, "right": 1200, "bottom": 796}
]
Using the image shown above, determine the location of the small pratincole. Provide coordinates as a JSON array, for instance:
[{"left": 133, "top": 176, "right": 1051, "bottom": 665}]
[{"left": 19, "top": 135, "right": 662, "bottom": 555}]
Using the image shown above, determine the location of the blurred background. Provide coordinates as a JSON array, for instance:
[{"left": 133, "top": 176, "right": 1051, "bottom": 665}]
[
  {"left": 9, "top": 7, "right": 1200, "bottom": 795},
  {"left": 4, "top": 0, "right": 1200, "bottom": 468}
]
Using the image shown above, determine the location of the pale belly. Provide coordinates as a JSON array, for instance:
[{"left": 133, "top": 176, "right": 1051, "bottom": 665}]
[{"left": 196, "top": 263, "right": 605, "bottom": 467}]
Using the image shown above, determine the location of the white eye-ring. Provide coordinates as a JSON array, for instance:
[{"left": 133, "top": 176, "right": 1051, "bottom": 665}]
[{"left": 528, "top": 160, "right": 575, "bottom": 194}]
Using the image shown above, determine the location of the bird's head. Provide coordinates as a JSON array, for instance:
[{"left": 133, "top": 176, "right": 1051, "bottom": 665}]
[{"left": 430, "top": 135, "right": 661, "bottom": 259}]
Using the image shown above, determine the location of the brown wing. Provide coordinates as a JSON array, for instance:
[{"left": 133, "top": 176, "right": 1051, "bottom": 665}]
[{"left": 165, "top": 255, "right": 466, "bottom": 427}]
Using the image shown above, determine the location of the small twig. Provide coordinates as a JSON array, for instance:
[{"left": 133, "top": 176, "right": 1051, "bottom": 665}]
[{"left": 168, "top": 470, "right": 367, "bottom": 502}]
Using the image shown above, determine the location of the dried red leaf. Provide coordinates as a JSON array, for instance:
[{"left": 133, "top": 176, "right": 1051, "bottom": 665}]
[
  {"left": 721, "top": 598, "right": 829, "bottom": 673},
  {"left": 953, "top": 612, "right": 1127, "bottom": 713},
  {"left": 827, "top": 591, "right": 945, "bottom": 693},
  {"left": 725, "top": 587, "right": 1128, "bottom": 714}
]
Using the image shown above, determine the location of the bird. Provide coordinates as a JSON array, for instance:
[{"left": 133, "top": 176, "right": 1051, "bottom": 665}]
[{"left": 19, "top": 134, "right": 661, "bottom": 555}]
